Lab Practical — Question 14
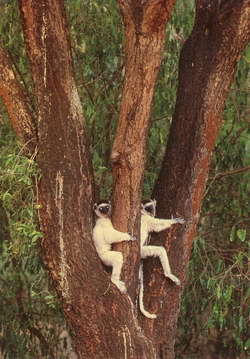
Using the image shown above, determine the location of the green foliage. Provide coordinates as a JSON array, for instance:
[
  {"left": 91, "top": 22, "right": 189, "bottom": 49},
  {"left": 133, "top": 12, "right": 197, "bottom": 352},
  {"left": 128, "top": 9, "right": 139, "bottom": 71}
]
[
  {"left": 177, "top": 234, "right": 249, "bottom": 358},
  {"left": 0, "top": 121, "right": 64, "bottom": 358},
  {"left": 0, "top": 1, "right": 34, "bottom": 102},
  {"left": 66, "top": 0, "right": 125, "bottom": 199}
]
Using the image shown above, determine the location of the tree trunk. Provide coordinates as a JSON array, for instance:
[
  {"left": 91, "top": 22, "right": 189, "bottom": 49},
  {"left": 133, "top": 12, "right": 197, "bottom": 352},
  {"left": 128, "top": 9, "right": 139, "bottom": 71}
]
[
  {"left": 144, "top": 1, "right": 250, "bottom": 358},
  {"left": 111, "top": 0, "right": 176, "bottom": 297}
]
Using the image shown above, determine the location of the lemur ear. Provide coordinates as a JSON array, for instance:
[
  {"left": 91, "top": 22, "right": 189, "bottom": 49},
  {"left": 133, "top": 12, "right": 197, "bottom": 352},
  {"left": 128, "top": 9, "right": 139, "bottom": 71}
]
[{"left": 93, "top": 203, "right": 97, "bottom": 210}]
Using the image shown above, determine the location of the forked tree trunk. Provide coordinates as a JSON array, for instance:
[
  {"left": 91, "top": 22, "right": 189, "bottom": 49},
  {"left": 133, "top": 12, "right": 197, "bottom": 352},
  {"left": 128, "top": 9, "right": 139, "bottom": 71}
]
[
  {"left": 0, "top": 0, "right": 249, "bottom": 358},
  {"left": 17, "top": 1, "right": 157, "bottom": 358}
]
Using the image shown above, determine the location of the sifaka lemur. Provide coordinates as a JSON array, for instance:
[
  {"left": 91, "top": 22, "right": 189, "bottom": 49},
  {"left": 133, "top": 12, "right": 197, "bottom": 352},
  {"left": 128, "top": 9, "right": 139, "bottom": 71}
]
[
  {"left": 93, "top": 200, "right": 136, "bottom": 294},
  {"left": 139, "top": 199, "right": 185, "bottom": 319}
]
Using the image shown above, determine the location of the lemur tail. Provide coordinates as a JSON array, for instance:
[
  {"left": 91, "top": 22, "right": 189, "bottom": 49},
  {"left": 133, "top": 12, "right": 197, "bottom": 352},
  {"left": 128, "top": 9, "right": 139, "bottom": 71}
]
[{"left": 139, "top": 264, "right": 157, "bottom": 319}]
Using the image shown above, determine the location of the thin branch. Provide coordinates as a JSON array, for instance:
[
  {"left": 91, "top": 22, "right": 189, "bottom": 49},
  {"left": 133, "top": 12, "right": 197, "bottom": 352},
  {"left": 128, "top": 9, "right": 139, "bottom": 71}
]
[
  {"left": 230, "top": 125, "right": 248, "bottom": 144},
  {"left": 199, "top": 219, "right": 246, "bottom": 237},
  {"left": 151, "top": 115, "right": 170, "bottom": 122},
  {"left": 201, "top": 211, "right": 249, "bottom": 218},
  {"left": 199, "top": 224, "right": 234, "bottom": 236},
  {"left": 209, "top": 165, "right": 250, "bottom": 180},
  {"left": 8, "top": 49, "right": 35, "bottom": 110}
]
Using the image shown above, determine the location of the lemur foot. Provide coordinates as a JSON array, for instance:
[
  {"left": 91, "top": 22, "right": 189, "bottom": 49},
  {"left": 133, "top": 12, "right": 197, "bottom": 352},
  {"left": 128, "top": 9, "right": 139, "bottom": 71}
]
[
  {"left": 166, "top": 274, "right": 180, "bottom": 286},
  {"left": 111, "top": 278, "right": 127, "bottom": 293}
]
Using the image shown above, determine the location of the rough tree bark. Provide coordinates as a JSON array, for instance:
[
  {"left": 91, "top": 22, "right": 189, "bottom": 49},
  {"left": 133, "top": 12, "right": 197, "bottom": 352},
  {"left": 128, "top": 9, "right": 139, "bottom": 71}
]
[
  {"left": 17, "top": 0, "right": 157, "bottom": 358},
  {"left": 0, "top": 41, "right": 37, "bottom": 153},
  {"left": 0, "top": 0, "right": 249, "bottom": 358},
  {"left": 112, "top": 0, "right": 176, "bottom": 296},
  {"left": 141, "top": 1, "right": 250, "bottom": 358}
]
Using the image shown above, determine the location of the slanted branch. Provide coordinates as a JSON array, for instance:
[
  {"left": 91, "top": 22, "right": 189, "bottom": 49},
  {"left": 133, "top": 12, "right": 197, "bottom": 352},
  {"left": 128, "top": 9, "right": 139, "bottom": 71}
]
[{"left": 0, "top": 42, "right": 37, "bottom": 154}]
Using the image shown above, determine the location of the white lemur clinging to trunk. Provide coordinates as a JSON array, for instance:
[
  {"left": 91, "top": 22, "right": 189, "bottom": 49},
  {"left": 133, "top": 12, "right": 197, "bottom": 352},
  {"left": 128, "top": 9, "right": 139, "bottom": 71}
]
[
  {"left": 93, "top": 200, "right": 136, "bottom": 294},
  {"left": 139, "top": 199, "right": 185, "bottom": 319}
]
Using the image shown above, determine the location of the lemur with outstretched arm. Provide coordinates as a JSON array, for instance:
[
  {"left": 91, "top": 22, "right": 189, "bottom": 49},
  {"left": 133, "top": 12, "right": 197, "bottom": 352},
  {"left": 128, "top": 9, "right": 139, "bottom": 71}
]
[
  {"left": 139, "top": 199, "right": 185, "bottom": 319},
  {"left": 93, "top": 200, "right": 136, "bottom": 294}
]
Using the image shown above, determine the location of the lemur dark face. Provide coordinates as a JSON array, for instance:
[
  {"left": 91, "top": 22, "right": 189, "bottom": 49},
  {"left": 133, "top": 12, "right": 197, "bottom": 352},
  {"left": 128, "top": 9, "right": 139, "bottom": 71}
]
[
  {"left": 98, "top": 205, "right": 110, "bottom": 214},
  {"left": 144, "top": 204, "right": 154, "bottom": 215},
  {"left": 141, "top": 199, "right": 156, "bottom": 217},
  {"left": 93, "top": 200, "right": 111, "bottom": 218}
]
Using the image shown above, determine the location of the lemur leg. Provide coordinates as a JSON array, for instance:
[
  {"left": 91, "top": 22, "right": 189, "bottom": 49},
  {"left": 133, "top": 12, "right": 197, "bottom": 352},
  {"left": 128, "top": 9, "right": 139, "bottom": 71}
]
[
  {"left": 100, "top": 251, "right": 126, "bottom": 293},
  {"left": 141, "top": 245, "right": 180, "bottom": 285}
]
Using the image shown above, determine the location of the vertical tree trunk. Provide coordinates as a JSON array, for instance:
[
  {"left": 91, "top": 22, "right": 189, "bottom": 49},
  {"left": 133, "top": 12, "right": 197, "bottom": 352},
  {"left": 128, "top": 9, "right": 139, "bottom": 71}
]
[
  {"left": 112, "top": 0, "right": 176, "bottom": 296},
  {"left": 144, "top": 1, "right": 250, "bottom": 358}
]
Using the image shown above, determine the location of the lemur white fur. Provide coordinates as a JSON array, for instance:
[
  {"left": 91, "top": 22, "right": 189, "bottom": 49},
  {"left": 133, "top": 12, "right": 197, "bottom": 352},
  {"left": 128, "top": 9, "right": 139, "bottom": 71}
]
[
  {"left": 93, "top": 200, "right": 136, "bottom": 294},
  {"left": 138, "top": 263, "right": 157, "bottom": 319},
  {"left": 139, "top": 199, "right": 185, "bottom": 319}
]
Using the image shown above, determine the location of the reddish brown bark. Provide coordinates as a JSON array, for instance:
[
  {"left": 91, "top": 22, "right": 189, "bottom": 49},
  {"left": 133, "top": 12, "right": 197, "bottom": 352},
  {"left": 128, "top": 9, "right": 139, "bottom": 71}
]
[
  {"left": 15, "top": 0, "right": 162, "bottom": 357},
  {"left": 140, "top": 1, "right": 250, "bottom": 358},
  {"left": 0, "top": 42, "right": 37, "bottom": 154},
  {"left": 112, "top": 0, "right": 176, "bottom": 297}
]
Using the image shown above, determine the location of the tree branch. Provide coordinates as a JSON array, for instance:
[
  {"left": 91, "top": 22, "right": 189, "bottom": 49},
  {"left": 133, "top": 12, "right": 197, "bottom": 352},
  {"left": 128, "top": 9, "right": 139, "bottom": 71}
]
[
  {"left": 0, "top": 41, "right": 37, "bottom": 154},
  {"left": 209, "top": 165, "right": 250, "bottom": 181},
  {"left": 150, "top": 0, "right": 250, "bottom": 357},
  {"left": 230, "top": 125, "right": 248, "bottom": 144},
  {"left": 111, "top": 0, "right": 176, "bottom": 295}
]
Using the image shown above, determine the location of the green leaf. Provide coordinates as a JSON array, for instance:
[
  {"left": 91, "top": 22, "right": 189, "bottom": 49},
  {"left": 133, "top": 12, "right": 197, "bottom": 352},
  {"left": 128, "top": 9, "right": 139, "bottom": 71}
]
[
  {"left": 236, "top": 229, "right": 246, "bottom": 242},
  {"left": 244, "top": 338, "right": 250, "bottom": 350},
  {"left": 31, "top": 232, "right": 43, "bottom": 243},
  {"left": 230, "top": 226, "right": 236, "bottom": 242},
  {"left": 244, "top": 46, "right": 250, "bottom": 63},
  {"left": 207, "top": 277, "right": 217, "bottom": 289},
  {"left": 234, "top": 251, "right": 244, "bottom": 264},
  {"left": 239, "top": 316, "right": 244, "bottom": 331},
  {"left": 2, "top": 191, "right": 11, "bottom": 201},
  {"left": 216, "top": 285, "right": 221, "bottom": 299},
  {"left": 30, "top": 290, "right": 37, "bottom": 297},
  {"left": 223, "top": 285, "right": 233, "bottom": 302}
]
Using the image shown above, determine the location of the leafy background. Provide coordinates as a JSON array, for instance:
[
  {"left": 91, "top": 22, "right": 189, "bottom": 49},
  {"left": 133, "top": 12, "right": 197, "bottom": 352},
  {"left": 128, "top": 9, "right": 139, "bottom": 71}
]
[{"left": 0, "top": 0, "right": 249, "bottom": 358}]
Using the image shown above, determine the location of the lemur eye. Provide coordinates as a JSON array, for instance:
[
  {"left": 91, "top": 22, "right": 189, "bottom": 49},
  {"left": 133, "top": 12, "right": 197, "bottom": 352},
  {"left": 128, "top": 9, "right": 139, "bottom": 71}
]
[{"left": 100, "top": 206, "right": 109, "bottom": 212}]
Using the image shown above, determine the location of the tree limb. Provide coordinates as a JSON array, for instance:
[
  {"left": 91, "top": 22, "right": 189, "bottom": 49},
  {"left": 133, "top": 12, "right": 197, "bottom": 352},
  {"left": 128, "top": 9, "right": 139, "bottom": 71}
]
[
  {"left": 0, "top": 41, "right": 37, "bottom": 154},
  {"left": 150, "top": 0, "right": 250, "bottom": 357},
  {"left": 111, "top": 0, "right": 176, "bottom": 296},
  {"left": 209, "top": 165, "right": 250, "bottom": 180}
]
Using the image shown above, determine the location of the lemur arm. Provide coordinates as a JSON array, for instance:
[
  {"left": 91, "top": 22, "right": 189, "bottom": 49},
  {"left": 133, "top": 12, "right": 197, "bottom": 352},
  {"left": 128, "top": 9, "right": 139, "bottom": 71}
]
[
  {"left": 147, "top": 216, "right": 185, "bottom": 233},
  {"left": 106, "top": 227, "right": 135, "bottom": 244}
]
